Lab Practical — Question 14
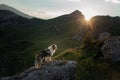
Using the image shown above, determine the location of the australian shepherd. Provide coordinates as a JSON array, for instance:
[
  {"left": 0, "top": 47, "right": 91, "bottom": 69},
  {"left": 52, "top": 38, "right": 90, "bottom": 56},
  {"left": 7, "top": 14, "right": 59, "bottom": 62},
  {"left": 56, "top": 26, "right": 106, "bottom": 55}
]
[{"left": 34, "top": 44, "right": 57, "bottom": 68}]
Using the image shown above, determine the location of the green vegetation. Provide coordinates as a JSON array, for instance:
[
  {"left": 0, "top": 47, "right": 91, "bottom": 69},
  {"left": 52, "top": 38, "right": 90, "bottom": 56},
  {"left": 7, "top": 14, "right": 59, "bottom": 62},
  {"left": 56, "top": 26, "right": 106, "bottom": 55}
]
[
  {"left": 0, "top": 10, "right": 120, "bottom": 78},
  {"left": 0, "top": 15, "right": 81, "bottom": 76},
  {"left": 54, "top": 36, "right": 120, "bottom": 80}
]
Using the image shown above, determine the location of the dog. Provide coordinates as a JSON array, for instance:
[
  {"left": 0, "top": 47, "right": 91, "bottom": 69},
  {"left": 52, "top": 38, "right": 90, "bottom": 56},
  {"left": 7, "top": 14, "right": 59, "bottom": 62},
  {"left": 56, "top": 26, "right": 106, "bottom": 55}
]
[{"left": 34, "top": 44, "right": 57, "bottom": 69}]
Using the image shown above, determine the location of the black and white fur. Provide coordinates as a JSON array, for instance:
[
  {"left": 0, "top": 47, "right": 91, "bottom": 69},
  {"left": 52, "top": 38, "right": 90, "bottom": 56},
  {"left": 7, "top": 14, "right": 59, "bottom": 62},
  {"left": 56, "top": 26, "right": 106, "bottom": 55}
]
[{"left": 34, "top": 44, "right": 57, "bottom": 68}]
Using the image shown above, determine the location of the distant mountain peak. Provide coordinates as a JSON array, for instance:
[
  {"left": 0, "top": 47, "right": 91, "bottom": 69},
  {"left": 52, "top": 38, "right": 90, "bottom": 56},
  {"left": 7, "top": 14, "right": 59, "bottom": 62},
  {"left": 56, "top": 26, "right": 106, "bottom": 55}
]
[
  {"left": 0, "top": 4, "right": 5, "bottom": 5},
  {"left": 0, "top": 4, "right": 14, "bottom": 9},
  {"left": 0, "top": 4, "right": 12, "bottom": 10},
  {"left": 0, "top": 4, "right": 32, "bottom": 19},
  {"left": 71, "top": 10, "right": 83, "bottom": 15},
  {"left": 0, "top": 4, "right": 7, "bottom": 5},
  {"left": 69, "top": 10, "right": 85, "bottom": 19}
]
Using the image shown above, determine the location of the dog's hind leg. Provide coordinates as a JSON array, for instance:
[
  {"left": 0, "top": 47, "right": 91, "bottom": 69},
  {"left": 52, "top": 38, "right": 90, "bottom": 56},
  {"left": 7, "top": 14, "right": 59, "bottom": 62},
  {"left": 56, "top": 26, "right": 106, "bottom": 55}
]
[
  {"left": 40, "top": 57, "right": 45, "bottom": 65},
  {"left": 34, "top": 59, "right": 39, "bottom": 68},
  {"left": 34, "top": 53, "right": 42, "bottom": 69}
]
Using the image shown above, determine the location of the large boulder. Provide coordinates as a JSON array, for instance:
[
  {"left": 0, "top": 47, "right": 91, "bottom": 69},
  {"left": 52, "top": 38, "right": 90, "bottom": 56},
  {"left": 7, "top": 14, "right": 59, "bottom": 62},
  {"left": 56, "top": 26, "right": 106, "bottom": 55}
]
[
  {"left": 101, "top": 36, "right": 120, "bottom": 62},
  {"left": 0, "top": 60, "right": 77, "bottom": 80},
  {"left": 98, "top": 32, "right": 111, "bottom": 40}
]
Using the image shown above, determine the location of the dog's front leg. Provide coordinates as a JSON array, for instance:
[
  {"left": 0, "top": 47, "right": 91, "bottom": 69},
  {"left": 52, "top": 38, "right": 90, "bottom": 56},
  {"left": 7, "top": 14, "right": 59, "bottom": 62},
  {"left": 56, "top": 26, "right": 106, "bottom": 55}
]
[
  {"left": 44, "top": 56, "right": 52, "bottom": 62},
  {"left": 49, "top": 56, "right": 52, "bottom": 61},
  {"left": 41, "top": 57, "right": 45, "bottom": 63}
]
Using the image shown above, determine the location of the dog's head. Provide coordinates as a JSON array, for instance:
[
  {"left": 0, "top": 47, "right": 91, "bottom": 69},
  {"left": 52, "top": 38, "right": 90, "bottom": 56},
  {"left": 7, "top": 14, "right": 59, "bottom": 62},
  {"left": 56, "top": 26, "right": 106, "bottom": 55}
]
[
  {"left": 52, "top": 44, "right": 57, "bottom": 51},
  {"left": 48, "top": 44, "right": 57, "bottom": 56}
]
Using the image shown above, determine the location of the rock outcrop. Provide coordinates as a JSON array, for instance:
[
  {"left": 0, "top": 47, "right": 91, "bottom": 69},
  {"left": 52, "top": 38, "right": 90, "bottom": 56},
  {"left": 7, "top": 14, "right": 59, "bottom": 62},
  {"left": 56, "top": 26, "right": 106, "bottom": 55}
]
[
  {"left": 0, "top": 60, "right": 77, "bottom": 80},
  {"left": 98, "top": 32, "right": 111, "bottom": 41},
  {"left": 101, "top": 36, "right": 120, "bottom": 62}
]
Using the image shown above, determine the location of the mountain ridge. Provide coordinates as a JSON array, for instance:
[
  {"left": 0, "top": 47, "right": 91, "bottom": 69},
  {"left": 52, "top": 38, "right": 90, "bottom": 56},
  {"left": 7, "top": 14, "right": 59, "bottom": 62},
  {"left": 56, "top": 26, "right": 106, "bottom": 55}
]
[
  {"left": 0, "top": 4, "right": 32, "bottom": 19},
  {"left": 0, "top": 4, "right": 120, "bottom": 77}
]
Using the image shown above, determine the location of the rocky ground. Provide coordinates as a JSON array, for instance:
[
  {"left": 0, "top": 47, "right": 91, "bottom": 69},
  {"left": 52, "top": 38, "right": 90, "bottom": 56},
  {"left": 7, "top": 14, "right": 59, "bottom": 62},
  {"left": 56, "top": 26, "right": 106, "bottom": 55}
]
[{"left": 0, "top": 60, "right": 77, "bottom": 80}]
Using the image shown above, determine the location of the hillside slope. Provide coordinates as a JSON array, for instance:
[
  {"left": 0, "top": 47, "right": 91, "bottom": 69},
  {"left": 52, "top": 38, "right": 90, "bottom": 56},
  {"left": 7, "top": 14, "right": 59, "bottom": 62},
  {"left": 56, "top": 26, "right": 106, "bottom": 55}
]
[
  {"left": 0, "top": 5, "right": 120, "bottom": 76},
  {"left": 90, "top": 16, "right": 120, "bottom": 37},
  {"left": 0, "top": 4, "right": 32, "bottom": 18},
  {"left": 0, "top": 9, "right": 85, "bottom": 76}
]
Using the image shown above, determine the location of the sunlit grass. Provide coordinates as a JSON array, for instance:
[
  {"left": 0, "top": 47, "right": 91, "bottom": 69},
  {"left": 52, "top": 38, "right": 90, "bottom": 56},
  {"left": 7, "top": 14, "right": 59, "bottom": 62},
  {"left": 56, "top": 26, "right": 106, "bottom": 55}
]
[{"left": 54, "top": 38, "right": 120, "bottom": 80}]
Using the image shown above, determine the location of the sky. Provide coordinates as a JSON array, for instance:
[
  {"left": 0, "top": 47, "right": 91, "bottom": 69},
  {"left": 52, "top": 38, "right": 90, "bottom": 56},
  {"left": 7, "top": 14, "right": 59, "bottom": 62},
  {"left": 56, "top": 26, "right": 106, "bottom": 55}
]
[{"left": 0, "top": 0, "right": 120, "bottom": 20}]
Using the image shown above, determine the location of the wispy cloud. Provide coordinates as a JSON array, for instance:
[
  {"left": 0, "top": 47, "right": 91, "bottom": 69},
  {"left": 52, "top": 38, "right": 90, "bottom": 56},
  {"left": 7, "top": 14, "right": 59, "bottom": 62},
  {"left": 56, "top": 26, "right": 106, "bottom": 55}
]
[
  {"left": 105, "top": 0, "right": 120, "bottom": 3},
  {"left": 20, "top": 9, "right": 67, "bottom": 19},
  {"left": 67, "top": 0, "right": 81, "bottom": 2}
]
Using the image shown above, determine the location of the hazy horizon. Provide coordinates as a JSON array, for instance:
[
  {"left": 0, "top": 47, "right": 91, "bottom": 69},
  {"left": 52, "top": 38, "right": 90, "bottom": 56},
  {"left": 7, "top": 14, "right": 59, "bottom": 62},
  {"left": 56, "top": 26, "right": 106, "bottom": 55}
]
[{"left": 0, "top": 0, "right": 120, "bottom": 20}]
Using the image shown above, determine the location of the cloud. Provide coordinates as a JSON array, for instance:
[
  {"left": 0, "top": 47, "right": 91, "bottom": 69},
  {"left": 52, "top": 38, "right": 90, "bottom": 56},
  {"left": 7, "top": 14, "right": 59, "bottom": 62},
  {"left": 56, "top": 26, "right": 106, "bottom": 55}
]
[
  {"left": 67, "top": 0, "right": 81, "bottom": 2},
  {"left": 20, "top": 9, "right": 67, "bottom": 19},
  {"left": 105, "top": 0, "right": 120, "bottom": 3}
]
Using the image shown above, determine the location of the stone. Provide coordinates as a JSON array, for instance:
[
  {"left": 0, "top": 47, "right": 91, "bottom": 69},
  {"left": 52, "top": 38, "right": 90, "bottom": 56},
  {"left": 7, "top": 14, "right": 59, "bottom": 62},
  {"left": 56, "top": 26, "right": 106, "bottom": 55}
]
[
  {"left": 101, "top": 36, "right": 120, "bottom": 62},
  {"left": 98, "top": 32, "right": 111, "bottom": 40},
  {"left": 0, "top": 60, "right": 77, "bottom": 80}
]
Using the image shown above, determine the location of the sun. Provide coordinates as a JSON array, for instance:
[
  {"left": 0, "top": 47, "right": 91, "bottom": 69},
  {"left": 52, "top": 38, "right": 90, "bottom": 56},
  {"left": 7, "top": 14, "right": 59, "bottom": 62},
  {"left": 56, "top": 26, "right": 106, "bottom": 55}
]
[
  {"left": 83, "top": 12, "right": 93, "bottom": 21},
  {"left": 81, "top": 8, "right": 97, "bottom": 21},
  {"left": 83, "top": 12, "right": 93, "bottom": 22},
  {"left": 85, "top": 16, "right": 91, "bottom": 21}
]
